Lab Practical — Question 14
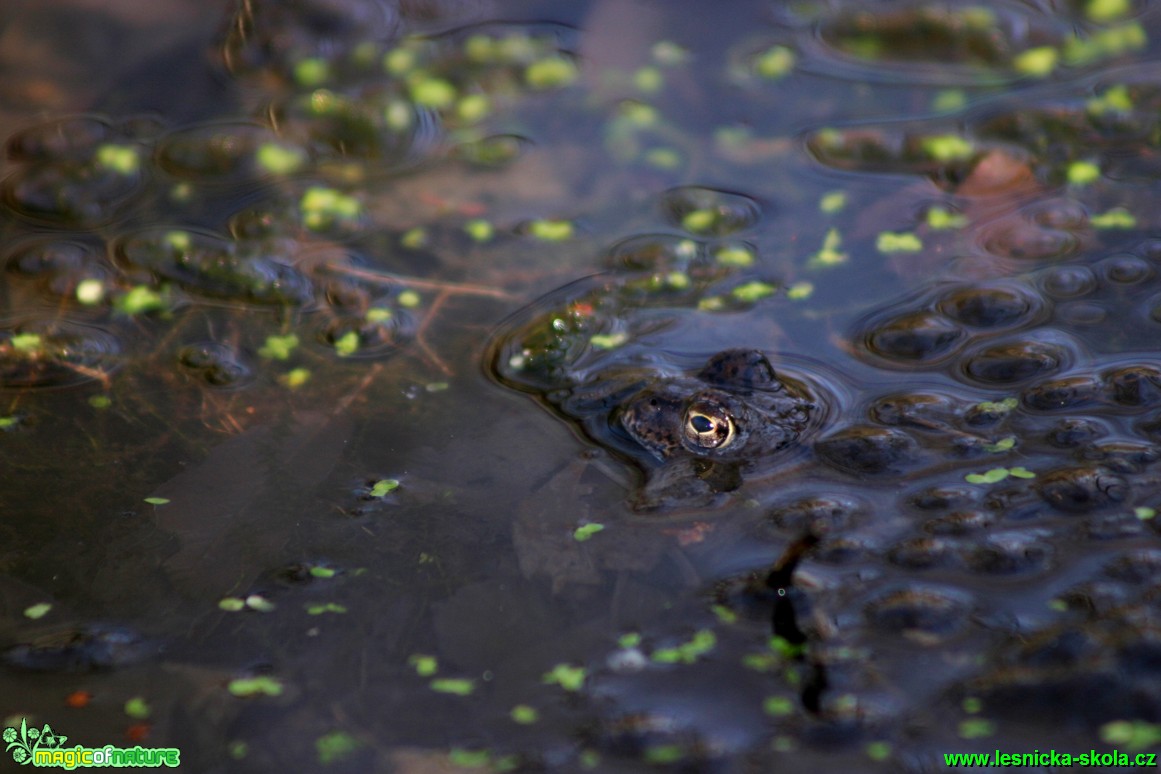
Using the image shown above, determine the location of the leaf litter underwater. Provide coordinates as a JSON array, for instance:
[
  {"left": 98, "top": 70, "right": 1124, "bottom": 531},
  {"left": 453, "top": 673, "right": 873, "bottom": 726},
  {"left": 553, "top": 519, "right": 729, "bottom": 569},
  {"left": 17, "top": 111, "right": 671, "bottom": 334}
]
[{"left": 2, "top": 0, "right": 1161, "bottom": 770}]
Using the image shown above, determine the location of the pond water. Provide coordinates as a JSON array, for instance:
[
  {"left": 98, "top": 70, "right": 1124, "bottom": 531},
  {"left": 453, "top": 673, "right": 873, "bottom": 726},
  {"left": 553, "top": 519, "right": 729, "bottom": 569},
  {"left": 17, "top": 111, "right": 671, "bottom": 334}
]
[{"left": 2, "top": 0, "right": 1161, "bottom": 770}]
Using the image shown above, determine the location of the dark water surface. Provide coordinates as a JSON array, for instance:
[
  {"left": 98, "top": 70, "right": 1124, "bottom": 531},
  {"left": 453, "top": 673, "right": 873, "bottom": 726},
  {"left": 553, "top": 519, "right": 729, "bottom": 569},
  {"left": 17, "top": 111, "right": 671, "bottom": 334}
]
[{"left": 3, "top": 0, "right": 1161, "bottom": 771}]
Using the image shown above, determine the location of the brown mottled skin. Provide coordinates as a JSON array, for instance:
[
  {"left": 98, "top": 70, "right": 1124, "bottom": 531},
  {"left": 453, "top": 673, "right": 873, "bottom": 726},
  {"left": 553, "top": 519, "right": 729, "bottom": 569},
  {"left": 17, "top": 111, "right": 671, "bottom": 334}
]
[{"left": 616, "top": 349, "right": 816, "bottom": 462}]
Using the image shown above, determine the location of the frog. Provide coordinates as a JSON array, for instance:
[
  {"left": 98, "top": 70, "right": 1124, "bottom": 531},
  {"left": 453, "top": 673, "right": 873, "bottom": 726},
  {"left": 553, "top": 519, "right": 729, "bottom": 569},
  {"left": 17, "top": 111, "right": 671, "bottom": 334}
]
[
  {"left": 615, "top": 348, "right": 816, "bottom": 462},
  {"left": 610, "top": 348, "right": 822, "bottom": 509}
]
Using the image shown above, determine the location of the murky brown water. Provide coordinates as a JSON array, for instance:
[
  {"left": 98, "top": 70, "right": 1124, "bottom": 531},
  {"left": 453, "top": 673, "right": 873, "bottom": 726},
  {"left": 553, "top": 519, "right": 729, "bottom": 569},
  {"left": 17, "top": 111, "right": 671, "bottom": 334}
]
[{"left": 2, "top": 0, "right": 1161, "bottom": 771}]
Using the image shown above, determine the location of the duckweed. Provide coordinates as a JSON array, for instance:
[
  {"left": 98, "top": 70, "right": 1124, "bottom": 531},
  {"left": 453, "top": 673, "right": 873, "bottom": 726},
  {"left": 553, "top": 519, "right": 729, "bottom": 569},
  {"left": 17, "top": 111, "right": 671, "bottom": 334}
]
[
  {"left": 643, "top": 745, "right": 684, "bottom": 765},
  {"left": 786, "top": 282, "right": 813, "bottom": 300},
  {"left": 818, "top": 191, "right": 846, "bottom": 214},
  {"left": 23, "top": 603, "right": 51, "bottom": 620},
  {"left": 527, "top": 219, "right": 574, "bottom": 241},
  {"left": 114, "top": 286, "right": 167, "bottom": 315},
  {"left": 525, "top": 56, "right": 578, "bottom": 89},
  {"left": 876, "top": 231, "right": 923, "bottom": 253},
  {"left": 634, "top": 66, "right": 663, "bottom": 93},
  {"left": 10, "top": 333, "right": 42, "bottom": 352},
  {"left": 409, "top": 654, "right": 438, "bottom": 676},
  {"left": 982, "top": 436, "right": 1016, "bottom": 453},
  {"left": 430, "top": 678, "right": 475, "bottom": 695},
  {"left": 964, "top": 466, "right": 1035, "bottom": 484},
  {"left": 926, "top": 206, "right": 968, "bottom": 229},
  {"left": 1090, "top": 208, "right": 1135, "bottom": 228},
  {"left": 75, "top": 279, "right": 105, "bottom": 304},
  {"left": 1064, "top": 22, "right": 1147, "bottom": 66},
  {"left": 1087, "top": 84, "right": 1134, "bottom": 115},
  {"left": 124, "top": 697, "right": 151, "bottom": 720},
  {"left": 651, "top": 629, "right": 716, "bottom": 664},
  {"left": 510, "top": 705, "right": 539, "bottom": 724},
  {"left": 300, "top": 187, "right": 361, "bottom": 230},
  {"left": 1100, "top": 719, "right": 1161, "bottom": 751},
  {"left": 714, "top": 245, "right": 755, "bottom": 267},
  {"left": 1014, "top": 46, "right": 1058, "bottom": 77},
  {"left": 865, "top": 742, "right": 892, "bottom": 762},
  {"left": 763, "top": 696, "right": 794, "bottom": 717},
  {"left": 293, "top": 58, "right": 329, "bottom": 87},
  {"left": 333, "top": 330, "right": 360, "bottom": 357},
  {"left": 809, "top": 227, "right": 847, "bottom": 267},
  {"left": 227, "top": 676, "right": 284, "bottom": 697},
  {"left": 731, "top": 281, "right": 776, "bottom": 303},
  {"left": 95, "top": 144, "right": 140, "bottom": 175},
  {"left": 921, "top": 134, "right": 974, "bottom": 162},
  {"left": 370, "top": 479, "right": 400, "bottom": 497},
  {"left": 618, "top": 632, "right": 642, "bottom": 649},
  {"left": 255, "top": 143, "right": 306, "bottom": 175},
  {"left": 1067, "top": 160, "right": 1101, "bottom": 185},
  {"left": 588, "top": 333, "right": 626, "bottom": 350},
  {"left": 280, "top": 368, "right": 310, "bottom": 388},
  {"left": 958, "top": 718, "right": 995, "bottom": 739},
  {"left": 409, "top": 77, "right": 458, "bottom": 109},
  {"left": 573, "top": 522, "right": 605, "bottom": 541},
  {"left": 447, "top": 749, "right": 490, "bottom": 767},
  {"left": 259, "top": 334, "right": 299, "bottom": 360},
  {"left": 752, "top": 45, "right": 796, "bottom": 79},
  {"left": 542, "top": 663, "right": 585, "bottom": 691},
  {"left": 1087, "top": 0, "right": 1132, "bottom": 22},
  {"left": 316, "top": 732, "right": 361, "bottom": 765},
  {"left": 932, "top": 89, "right": 967, "bottom": 112}
]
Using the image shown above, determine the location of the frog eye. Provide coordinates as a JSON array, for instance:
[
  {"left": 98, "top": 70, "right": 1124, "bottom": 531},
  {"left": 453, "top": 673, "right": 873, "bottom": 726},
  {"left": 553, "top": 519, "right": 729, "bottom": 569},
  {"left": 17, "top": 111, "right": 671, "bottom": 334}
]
[{"left": 683, "top": 401, "right": 735, "bottom": 450}]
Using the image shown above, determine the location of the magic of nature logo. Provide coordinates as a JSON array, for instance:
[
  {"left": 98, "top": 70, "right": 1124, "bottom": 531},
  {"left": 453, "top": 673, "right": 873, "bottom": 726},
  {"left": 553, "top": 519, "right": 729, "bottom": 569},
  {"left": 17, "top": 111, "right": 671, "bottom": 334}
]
[{"left": 4, "top": 718, "right": 180, "bottom": 769}]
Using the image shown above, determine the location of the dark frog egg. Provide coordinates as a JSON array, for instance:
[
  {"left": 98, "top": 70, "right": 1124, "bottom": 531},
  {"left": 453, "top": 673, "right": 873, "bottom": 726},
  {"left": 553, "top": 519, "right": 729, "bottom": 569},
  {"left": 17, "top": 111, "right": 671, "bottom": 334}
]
[
  {"left": 815, "top": 425, "right": 919, "bottom": 475},
  {"left": 766, "top": 494, "right": 865, "bottom": 534},
  {"left": 861, "top": 310, "right": 964, "bottom": 363},
  {"left": 1044, "top": 417, "right": 1107, "bottom": 447},
  {"left": 605, "top": 233, "right": 702, "bottom": 273},
  {"left": 178, "top": 342, "right": 252, "bottom": 388},
  {"left": 965, "top": 532, "right": 1052, "bottom": 575},
  {"left": 6, "top": 239, "right": 94, "bottom": 277},
  {"left": 1040, "top": 265, "right": 1096, "bottom": 299},
  {"left": 980, "top": 219, "right": 1077, "bottom": 261},
  {"left": 1035, "top": 466, "right": 1127, "bottom": 513},
  {"left": 6, "top": 116, "right": 115, "bottom": 162},
  {"left": 615, "top": 349, "right": 817, "bottom": 462},
  {"left": 864, "top": 585, "right": 973, "bottom": 638},
  {"left": 661, "top": 186, "right": 762, "bottom": 237},
  {"left": 888, "top": 536, "right": 956, "bottom": 569},
  {"left": 1099, "top": 254, "right": 1153, "bottom": 285},
  {"left": 0, "top": 320, "right": 120, "bottom": 389},
  {"left": 3, "top": 624, "right": 149, "bottom": 672},
  {"left": 961, "top": 337, "right": 1070, "bottom": 385},
  {"left": 1103, "top": 364, "right": 1161, "bottom": 408},
  {"left": 156, "top": 122, "right": 289, "bottom": 183},
  {"left": 937, "top": 284, "right": 1040, "bottom": 329},
  {"left": 1025, "top": 198, "right": 1089, "bottom": 231},
  {"left": 1021, "top": 374, "right": 1102, "bottom": 411}
]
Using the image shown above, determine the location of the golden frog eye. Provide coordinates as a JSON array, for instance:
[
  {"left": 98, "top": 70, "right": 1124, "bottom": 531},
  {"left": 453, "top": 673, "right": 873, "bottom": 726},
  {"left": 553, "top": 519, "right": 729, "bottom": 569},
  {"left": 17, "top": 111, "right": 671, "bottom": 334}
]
[{"left": 683, "top": 401, "right": 735, "bottom": 450}]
